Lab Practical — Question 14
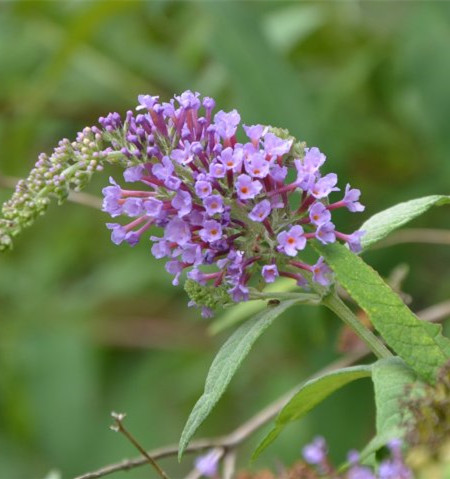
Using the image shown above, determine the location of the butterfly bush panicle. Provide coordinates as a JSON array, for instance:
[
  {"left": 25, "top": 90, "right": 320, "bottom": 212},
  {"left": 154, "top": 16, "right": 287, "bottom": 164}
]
[
  {"left": 99, "top": 91, "right": 365, "bottom": 315},
  {"left": 0, "top": 125, "right": 130, "bottom": 249}
]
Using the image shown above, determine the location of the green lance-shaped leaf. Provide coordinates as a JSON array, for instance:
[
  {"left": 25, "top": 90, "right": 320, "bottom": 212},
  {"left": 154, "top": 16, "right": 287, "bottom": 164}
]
[
  {"left": 252, "top": 364, "right": 372, "bottom": 459},
  {"left": 359, "top": 357, "right": 424, "bottom": 460},
  {"left": 178, "top": 300, "right": 297, "bottom": 460},
  {"left": 315, "top": 242, "right": 450, "bottom": 382},
  {"left": 360, "top": 195, "right": 450, "bottom": 250}
]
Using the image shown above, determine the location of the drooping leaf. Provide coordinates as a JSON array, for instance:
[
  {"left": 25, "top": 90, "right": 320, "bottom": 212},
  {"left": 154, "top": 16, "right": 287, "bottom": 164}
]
[
  {"left": 178, "top": 300, "right": 298, "bottom": 460},
  {"left": 359, "top": 357, "right": 424, "bottom": 460},
  {"left": 252, "top": 364, "right": 372, "bottom": 459},
  {"left": 360, "top": 195, "right": 450, "bottom": 250},
  {"left": 315, "top": 242, "right": 450, "bottom": 382}
]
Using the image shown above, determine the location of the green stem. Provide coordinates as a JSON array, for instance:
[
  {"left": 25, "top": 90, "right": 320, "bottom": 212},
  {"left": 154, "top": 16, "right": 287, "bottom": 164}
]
[
  {"left": 249, "top": 290, "right": 321, "bottom": 303},
  {"left": 322, "top": 292, "right": 392, "bottom": 359}
]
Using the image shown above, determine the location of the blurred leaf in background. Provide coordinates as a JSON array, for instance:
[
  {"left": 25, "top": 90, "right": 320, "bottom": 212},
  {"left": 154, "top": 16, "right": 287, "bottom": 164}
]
[{"left": 0, "top": 1, "right": 449, "bottom": 478}]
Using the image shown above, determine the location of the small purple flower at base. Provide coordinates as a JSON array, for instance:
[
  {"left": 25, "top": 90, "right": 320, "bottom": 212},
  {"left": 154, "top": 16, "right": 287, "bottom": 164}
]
[
  {"left": 309, "top": 202, "right": 331, "bottom": 226},
  {"left": 311, "top": 257, "right": 333, "bottom": 286},
  {"left": 378, "top": 461, "right": 413, "bottom": 479},
  {"left": 199, "top": 220, "right": 223, "bottom": 243},
  {"left": 194, "top": 450, "right": 220, "bottom": 478},
  {"left": 249, "top": 200, "right": 271, "bottom": 222},
  {"left": 377, "top": 439, "right": 413, "bottom": 479},
  {"left": 315, "top": 222, "right": 336, "bottom": 245},
  {"left": 277, "top": 225, "right": 306, "bottom": 257},
  {"left": 347, "top": 450, "right": 376, "bottom": 479},
  {"left": 235, "top": 174, "right": 263, "bottom": 200},
  {"left": 302, "top": 436, "right": 327, "bottom": 465},
  {"left": 262, "top": 264, "right": 279, "bottom": 283}
]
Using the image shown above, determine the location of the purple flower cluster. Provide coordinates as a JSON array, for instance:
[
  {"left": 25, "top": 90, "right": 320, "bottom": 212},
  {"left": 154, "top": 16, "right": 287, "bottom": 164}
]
[
  {"left": 100, "top": 91, "right": 365, "bottom": 314},
  {"left": 302, "top": 437, "right": 413, "bottom": 479}
]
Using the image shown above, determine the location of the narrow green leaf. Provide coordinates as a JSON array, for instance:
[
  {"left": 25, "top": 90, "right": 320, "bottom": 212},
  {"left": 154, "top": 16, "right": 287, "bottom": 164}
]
[
  {"left": 359, "top": 357, "right": 424, "bottom": 461},
  {"left": 252, "top": 364, "right": 372, "bottom": 459},
  {"left": 315, "top": 242, "right": 450, "bottom": 382},
  {"left": 179, "top": 300, "right": 297, "bottom": 460},
  {"left": 360, "top": 195, "right": 450, "bottom": 250}
]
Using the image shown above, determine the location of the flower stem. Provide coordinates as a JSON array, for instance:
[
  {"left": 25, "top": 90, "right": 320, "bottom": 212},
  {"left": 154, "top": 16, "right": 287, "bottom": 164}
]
[
  {"left": 249, "top": 290, "right": 321, "bottom": 303},
  {"left": 322, "top": 292, "right": 392, "bottom": 359},
  {"left": 111, "top": 412, "right": 171, "bottom": 479}
]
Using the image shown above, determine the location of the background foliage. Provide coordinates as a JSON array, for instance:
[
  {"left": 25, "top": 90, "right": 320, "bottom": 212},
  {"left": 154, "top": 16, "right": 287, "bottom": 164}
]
[{"left": 0, "top": 1, "right": 449, "bottom": 478}]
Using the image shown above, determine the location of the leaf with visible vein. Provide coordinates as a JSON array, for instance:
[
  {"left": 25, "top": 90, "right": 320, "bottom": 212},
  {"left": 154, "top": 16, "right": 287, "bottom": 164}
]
[
  {"left": 316, "top": 242, "right": 450, "bottom": 382},
  {"left": 178, "top": 300, "right": 297, "bottom": 460},
  {"left": 360, "top": 195, "right": 450, "bottom": 250},
  {"left": 359, "top": 357, "right": 424, "bottom": 461},
  {"left": 252, "top": 364, "right": 372, "bottom": 459}
]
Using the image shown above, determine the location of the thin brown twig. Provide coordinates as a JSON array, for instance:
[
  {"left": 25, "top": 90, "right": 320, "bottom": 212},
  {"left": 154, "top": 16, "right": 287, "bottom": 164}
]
[
  {"left": 110, "top": 412, "right": 170, "bottom": 479},
  {"left": 73, "top": 350, "right": 367, "bottom": 479},
  {"left": 72, "top": 297, "right": 450, "bottom": 479},
  {"left": 373, "top": 228, "right": 450, "bottom": 248},
  {"left": 0, "top": 173, "right": 102, "bottom": 210},
  {"left": 416, "top": 300, "right": 450, "bottom": 323}
]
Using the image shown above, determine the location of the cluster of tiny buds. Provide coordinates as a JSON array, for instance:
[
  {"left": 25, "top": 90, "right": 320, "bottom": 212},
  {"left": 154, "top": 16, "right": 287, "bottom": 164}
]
[
  {"left": 101, "top": 91, "right": 366, "bottom": 316},
  {"left": 0, "top": 125, "right": 133, "bottom": 250}
]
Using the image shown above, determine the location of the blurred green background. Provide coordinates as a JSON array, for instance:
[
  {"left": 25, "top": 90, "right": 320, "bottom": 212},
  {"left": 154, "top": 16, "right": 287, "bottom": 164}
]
[{"left": 0, "top": 1, "right": 449, "bottom": 478}]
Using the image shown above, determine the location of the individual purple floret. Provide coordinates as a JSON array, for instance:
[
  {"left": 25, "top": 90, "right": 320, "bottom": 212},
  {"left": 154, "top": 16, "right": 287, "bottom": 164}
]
[
  {"left": 302, "top": 436, "right": 328, "bottom": 465},
  {"left": 378, "top": 440, "right": 413, "bottom": 479},
  {"left": 194, "top": 449, "right": 220, "bottom": 477},
  {"left": 347, "top": 450, "right": 376, "bottom": 479},
  {"left": 277, "top": 225, "right": 306, "bottom": 257},
  {"left": 301, "top": 437, "right": 412, "bottom": 479},
  {"left": 100, "top": 91, "right": 366, "bottom": 315}
]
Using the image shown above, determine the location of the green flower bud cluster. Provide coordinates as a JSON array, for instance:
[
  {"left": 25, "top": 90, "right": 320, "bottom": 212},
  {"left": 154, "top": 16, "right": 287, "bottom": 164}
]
[
  {"left": 184, "top": 279, "right": 232, "bottom": 314},
  {"left": 0, "top": 126, "right": 127, "bottom": 251}
]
